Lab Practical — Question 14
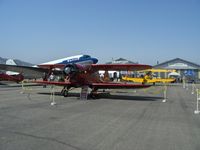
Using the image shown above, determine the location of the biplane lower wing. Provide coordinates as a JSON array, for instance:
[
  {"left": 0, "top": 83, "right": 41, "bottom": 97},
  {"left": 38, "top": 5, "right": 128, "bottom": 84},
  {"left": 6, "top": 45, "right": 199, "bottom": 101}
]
[
  {"left": 91, "top": 83, "right": 151, "bottom": 89},
  {"left": 34, "top": 81, "right": 151, "bottom": 89}
]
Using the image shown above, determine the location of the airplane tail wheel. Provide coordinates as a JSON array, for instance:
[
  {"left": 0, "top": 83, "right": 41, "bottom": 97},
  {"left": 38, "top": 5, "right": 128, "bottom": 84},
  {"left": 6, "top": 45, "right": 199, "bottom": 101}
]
[
  {"left": 90, "top": 93, "right": 99, "bottom": 99},
  {"left": 61, "top": 89, "right": 68, "bottom": 97},
  {"left": 90, "top": 94, "right": 96, "bottom": 99},
  {"left": 63, "top": 90, "right": 68, "bottom": 97}
]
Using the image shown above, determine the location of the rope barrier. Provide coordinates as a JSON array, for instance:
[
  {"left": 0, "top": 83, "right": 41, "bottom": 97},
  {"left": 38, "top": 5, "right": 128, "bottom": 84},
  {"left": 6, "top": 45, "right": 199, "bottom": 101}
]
[
  {"left": 21, "top": 81, "right": 57, "bottom": 105},
  {"left": 20, "top": 80, "right": 32, "bottom": 100}
]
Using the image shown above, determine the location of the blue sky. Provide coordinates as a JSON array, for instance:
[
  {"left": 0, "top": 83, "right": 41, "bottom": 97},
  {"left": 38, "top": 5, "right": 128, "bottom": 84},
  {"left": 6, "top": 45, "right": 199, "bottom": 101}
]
[{"left": 0, "top": 0, "right": 199, "bottom": 65}]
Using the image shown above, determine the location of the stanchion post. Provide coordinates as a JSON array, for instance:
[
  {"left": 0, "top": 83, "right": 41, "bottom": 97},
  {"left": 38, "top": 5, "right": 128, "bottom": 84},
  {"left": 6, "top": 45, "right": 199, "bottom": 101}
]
[
  {"left": 191, "top": 82, "right": 195, "bottom": 95},
  {"left": 183, "top": 78, "right": 186, "bottom": 89},
  {"left": 194, "top": 89, "right": 200, "bottom": 114},
  {"left": 80, "top": 86, "right": 89, "bottom": 100},
  {"left": 20, "top": 80, "right": 25, "bottom": 94},
  {"left": 50, "top": 85, "right": 56, "bottom": 105},
  {"left": 162, "top": 85, "right": 167, "bottom": 103},
  {"left": 186, "top": 82, "right": 189, "bottom": 90}
]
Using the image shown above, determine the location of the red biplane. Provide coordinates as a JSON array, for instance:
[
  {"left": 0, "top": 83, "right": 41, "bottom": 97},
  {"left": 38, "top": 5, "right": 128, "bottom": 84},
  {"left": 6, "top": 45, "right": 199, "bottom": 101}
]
[{"left": 35, "top": 63, "right": 152, "bottom": 98}]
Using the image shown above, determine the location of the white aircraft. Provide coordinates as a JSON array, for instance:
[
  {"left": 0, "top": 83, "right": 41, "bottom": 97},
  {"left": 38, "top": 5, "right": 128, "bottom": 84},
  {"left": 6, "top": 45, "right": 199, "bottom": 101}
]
[
  {"left": 38, "top": 55, "right": 98, "bottom": 66},
  {"left": 0, "top": 55, "right": 98, "bottom": 79}
]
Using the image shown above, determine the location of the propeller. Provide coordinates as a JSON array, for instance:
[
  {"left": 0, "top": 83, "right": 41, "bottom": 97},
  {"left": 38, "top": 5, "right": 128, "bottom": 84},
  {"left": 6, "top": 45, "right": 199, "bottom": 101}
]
[{"left": 63, "top": 64, "right": 78, "bottom": 76}]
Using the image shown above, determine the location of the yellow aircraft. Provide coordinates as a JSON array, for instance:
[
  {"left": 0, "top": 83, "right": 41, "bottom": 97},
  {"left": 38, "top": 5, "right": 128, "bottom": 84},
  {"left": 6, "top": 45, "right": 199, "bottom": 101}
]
[{"left": 122, "top": 69, "right": 176, "bottom": 84}]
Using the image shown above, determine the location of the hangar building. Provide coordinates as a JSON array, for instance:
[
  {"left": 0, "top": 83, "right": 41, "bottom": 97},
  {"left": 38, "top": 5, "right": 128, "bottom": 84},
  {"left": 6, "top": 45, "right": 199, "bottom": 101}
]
[
  {"left": 106, "top": 58, "right": 137, "bottom": 64},
  {"left": 153, "top": 58, "right": 200, "bottom": 82},
  {"left": 104, "top": 58, "right": 137, "bottom": 79}
]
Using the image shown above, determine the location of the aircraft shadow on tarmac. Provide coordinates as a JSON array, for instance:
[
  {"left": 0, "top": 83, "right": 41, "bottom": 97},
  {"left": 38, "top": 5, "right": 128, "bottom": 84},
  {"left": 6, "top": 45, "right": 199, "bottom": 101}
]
[
  {"left": 37, "top": 92, "right": 162, "bottom": 101},
  {"left": 0, "top": 82, "right": 7, "bottom": 85}
]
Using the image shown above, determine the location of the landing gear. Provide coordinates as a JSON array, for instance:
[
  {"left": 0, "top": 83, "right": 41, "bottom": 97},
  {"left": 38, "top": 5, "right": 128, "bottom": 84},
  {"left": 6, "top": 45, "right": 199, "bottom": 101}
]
[
  {"left": 61, "top": 86, "right": 70, "bottom": 97},
  {"left": 89, "top": 88, "right": 98, "bottom": 99},
  {"left": 63, "top": 89, "right": 68, "bottom": 97},
  {"left": 90, "top": 93, "right": 98, "bottom": 99}
]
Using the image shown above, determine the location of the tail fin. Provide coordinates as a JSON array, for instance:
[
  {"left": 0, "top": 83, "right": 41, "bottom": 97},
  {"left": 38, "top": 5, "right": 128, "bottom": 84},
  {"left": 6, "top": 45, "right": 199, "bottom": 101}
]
[
  {"left": 6, "top": 59, "right": 19, "bottom": 75},
  {"left": 6, "top": 59, "right": 17, "bottom": 65}
]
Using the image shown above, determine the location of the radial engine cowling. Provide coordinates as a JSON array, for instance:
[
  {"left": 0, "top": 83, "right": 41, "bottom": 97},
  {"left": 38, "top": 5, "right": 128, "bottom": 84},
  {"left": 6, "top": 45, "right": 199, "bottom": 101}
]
[{"left": 63, "top": 64, "right": 89, "bottom": 76}]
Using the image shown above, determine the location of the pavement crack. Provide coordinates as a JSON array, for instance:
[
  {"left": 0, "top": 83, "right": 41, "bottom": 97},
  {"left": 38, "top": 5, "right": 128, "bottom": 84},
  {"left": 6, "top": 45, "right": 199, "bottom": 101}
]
[{"left": 10, "top": 130, "right": 82, "bottom": 150}]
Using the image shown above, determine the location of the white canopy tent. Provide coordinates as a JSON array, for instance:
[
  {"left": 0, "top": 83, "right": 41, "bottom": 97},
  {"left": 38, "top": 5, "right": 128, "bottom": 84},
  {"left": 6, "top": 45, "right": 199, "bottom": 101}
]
[{"left": 168, "top": 72, "right": 181, "bottom": 77}]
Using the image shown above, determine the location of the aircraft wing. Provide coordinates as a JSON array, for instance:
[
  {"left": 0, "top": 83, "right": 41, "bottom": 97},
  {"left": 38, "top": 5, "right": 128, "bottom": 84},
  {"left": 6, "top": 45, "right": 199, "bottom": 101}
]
[
  {"left": 37, "top": 64, "right": 66, "bottom": 69},
  {"left": 122, "top": 76, "right": 176, "bottom": 83},
  {"left": 122, "top": 76, "right": 144, "bottom": 83},
  {"left": 0, "top": 64, "right": 48, "bottom": 78},
  {"left": 0, "top": 64, "right": 67, "bottom": 79},
  {"left": 91, "top": 83, "right": 151, "bottom": 89},
  {"left": 138, "top": 69, "right": 177, "bottom": 73},
  {"left": 152, "top": 78, "right": 176, "bottom": 83},
  {"left": 33, "top": 80, "right": 151, "bottom": 89},
  {"left": 91, "top": 64, "right": 152, "bottom": 71}
]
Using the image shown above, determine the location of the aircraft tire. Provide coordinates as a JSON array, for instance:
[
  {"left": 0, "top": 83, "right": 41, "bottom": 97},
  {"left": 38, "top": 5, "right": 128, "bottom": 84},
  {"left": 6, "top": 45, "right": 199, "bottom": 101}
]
[
  {"left": 63, "top": 90, "right": 68, "bottom": 97},
  {"left": 90, "top": 93, "right": 98, "bottom": 99}
]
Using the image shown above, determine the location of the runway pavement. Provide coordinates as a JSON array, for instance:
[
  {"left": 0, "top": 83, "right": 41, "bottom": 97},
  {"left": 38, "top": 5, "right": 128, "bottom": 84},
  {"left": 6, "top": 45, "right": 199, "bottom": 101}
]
[{"left": 0, "top": 84, "right": 200, "bottom": 150}]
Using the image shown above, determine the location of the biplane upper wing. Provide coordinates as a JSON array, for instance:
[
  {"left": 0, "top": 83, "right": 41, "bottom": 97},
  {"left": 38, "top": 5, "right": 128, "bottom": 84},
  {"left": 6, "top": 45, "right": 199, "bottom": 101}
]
[{"left": 91, "top": 64, "right": 152, "bottom": 71}]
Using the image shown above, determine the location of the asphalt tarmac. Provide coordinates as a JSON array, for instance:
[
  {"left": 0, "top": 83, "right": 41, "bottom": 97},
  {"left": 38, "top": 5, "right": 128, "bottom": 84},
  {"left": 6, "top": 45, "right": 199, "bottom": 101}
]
[{"left": 0, "top": 84, "right": 200, "bottom": 150}]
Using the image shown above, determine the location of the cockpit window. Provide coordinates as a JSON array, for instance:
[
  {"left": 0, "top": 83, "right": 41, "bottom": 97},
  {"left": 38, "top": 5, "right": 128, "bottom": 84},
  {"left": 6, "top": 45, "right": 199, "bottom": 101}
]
[{"left": 82, "top": 55, "right": 90, "bottom": 59}]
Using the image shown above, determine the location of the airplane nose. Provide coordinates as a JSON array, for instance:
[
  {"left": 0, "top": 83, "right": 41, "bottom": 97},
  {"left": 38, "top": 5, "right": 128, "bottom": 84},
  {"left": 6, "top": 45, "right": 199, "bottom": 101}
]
[{"left": 92, "top": 58, "right": 98, "bottom": 64}]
